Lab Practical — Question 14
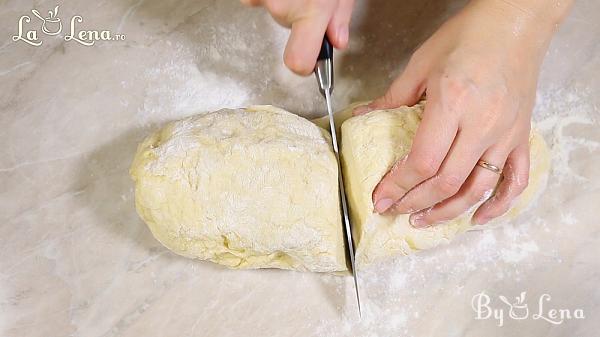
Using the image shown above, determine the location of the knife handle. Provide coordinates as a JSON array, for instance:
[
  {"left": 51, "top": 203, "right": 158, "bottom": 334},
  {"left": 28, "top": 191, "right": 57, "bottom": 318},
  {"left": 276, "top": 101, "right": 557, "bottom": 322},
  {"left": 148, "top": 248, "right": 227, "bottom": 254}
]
[
  {"left": 315, "top": 36, "right": 334, "bottom": 96},
  {"left": 317, "top": 36, "right": 333, "bottom": 61}
]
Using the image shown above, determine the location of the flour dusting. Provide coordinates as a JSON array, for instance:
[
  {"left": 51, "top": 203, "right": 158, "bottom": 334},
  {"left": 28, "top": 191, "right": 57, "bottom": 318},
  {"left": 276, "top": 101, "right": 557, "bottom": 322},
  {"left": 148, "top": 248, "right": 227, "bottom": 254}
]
[
  {"left": 135, "top": 42, "right": 251, "bottom": 128},
  {"left": 535, "top": 86, "right": 599, "bottom": 185}
]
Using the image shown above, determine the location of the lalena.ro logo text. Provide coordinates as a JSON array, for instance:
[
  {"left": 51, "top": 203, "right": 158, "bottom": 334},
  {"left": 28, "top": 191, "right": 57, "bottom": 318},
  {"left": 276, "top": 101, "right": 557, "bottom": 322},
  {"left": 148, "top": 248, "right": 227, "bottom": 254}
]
[{"left": 12, "top": 5, "right": 125, "bottom": 46}]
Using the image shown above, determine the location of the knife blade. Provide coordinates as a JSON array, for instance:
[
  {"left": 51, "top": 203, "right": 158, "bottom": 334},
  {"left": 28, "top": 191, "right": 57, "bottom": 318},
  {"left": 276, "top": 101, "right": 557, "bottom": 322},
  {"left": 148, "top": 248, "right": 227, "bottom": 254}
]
[{"left": 314, "top": 36, "right": 362, "bottom": 317}]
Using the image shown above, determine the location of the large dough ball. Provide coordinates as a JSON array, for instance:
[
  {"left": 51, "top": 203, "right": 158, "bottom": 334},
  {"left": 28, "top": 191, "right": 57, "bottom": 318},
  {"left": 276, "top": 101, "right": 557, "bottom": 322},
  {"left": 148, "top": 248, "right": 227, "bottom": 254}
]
[
  {"left": 130, "top": 106, "right": 347, "bottom": 272},
  {"left": 339, "top": 103, "right": 551, "bottom": 266},
  {"left": 131, "top": 103, "right": 550, "bottom": 272}
]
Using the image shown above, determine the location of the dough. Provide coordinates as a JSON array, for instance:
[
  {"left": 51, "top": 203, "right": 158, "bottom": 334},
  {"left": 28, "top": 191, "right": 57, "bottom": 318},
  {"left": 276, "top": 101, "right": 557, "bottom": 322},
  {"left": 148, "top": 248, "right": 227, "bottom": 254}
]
[
  {"left": 338, "top": 102, "right": 550, "bottom": 266},
  {"left": 130, "top": 106, "right": 347, "bottom": 272},
  {"left": 131, "top": 103, "right": 549, "bottom": 272}
]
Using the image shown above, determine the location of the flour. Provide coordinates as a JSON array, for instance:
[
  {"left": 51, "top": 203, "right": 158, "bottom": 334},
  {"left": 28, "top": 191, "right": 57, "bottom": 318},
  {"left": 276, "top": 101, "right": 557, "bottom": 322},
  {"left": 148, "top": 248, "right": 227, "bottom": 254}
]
[
  {"left": 559, "top": 211, "right": 577, "bottom": 226},
  {"left": 534, "top": 86, "right": 599, "bottom": 185},
  {"left": 135, "top": 42, "right": 251, "bottom": 128}
]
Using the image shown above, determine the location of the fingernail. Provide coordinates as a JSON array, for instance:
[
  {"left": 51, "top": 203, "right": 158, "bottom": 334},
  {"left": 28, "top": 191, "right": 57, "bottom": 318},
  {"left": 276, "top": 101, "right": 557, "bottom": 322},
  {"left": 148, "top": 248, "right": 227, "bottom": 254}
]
[
  {"left": 474, "top": 216, "right": 490, "bottom": 225},
  {"left": 410, "top": 213, "right": 428, "bottom": 228},
  {"left": 374, "top": 198, "right": 394, "bottom": 213},
  {"left": 337, "top": 26, "right": 349, "bottom": 47}
]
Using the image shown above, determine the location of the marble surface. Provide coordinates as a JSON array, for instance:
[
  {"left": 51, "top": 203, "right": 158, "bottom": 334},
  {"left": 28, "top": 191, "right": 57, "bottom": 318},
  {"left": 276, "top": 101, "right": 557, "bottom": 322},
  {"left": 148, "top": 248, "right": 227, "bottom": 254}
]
[{"left": 1, "top": 0, "right": 599, "bottom": 336}]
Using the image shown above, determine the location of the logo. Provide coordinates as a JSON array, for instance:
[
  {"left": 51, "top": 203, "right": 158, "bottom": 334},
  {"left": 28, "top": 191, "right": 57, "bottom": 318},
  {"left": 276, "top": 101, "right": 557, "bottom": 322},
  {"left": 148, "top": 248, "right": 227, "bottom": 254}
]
[
  {"left": 12, "top": 5, "right": 125, "bottom": 46},
  {"left": 472, "top": 291, "right": 585, "bottom": 327}
]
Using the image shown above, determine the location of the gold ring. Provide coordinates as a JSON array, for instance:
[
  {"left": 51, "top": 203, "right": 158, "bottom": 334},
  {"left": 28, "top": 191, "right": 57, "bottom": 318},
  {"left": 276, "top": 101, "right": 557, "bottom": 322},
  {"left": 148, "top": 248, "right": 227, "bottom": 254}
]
[{"left": 477, "top": 159, "right": 503, "bottom": 175}]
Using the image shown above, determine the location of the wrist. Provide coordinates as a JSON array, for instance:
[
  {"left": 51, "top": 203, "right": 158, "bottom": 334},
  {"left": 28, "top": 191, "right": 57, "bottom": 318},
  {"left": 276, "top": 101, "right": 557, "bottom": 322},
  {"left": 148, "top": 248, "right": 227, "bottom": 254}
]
[
  {"left": 506, "top": 0, "right": 574, "bottom": 25},
  {"left": 465, "top": 0, "right": 572, "bottom": 55},
  {"left": 466, "top": 0, "right": 573, "bottom": 37}
]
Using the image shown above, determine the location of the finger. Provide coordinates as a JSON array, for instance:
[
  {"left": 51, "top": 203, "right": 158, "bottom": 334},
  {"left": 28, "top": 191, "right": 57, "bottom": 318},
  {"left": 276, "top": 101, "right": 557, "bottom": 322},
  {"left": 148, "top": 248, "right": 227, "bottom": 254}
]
[
  {"left": 408, "top": 145, "right": 508, "bottom": 228},
  {"left": 283, "top": 2, "right": 337, "bottom": 75},
  {"left": 353, "top": 54, "right": 427, "bottom": 116},
  {"left": 473, "top": 143, "right": 530, "bottom": 225},
  {"left": 327, "top": 0, "right": 354, "bottom": 49},
  {"left": 372, "top": 97, "right": 458, "bottom": 213},
  {"left": 392, "top": 128, "right": 487, "bottom": 214}
]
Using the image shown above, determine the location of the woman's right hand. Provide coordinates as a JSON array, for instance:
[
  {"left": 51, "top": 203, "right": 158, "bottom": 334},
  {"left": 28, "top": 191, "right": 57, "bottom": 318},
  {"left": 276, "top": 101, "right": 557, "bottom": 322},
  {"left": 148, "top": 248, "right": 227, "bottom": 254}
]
[{"left": 241, "top": 0, "right": 354, "bottom": 75}]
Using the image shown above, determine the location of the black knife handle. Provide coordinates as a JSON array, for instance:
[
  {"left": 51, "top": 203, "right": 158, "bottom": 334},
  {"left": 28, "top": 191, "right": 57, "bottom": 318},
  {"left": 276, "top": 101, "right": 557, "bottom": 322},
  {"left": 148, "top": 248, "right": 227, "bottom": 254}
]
[{"left": 317, "top": 36, "right": 333, "bottom": 61}]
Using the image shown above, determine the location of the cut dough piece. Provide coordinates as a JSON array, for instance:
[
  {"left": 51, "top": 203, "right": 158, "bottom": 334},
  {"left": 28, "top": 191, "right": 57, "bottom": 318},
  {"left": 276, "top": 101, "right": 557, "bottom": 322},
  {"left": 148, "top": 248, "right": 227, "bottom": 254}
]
[
  {"left": 339, "top": 102, "right": 551, "bottom": 266},
  {"left": 130, "top": 105, "right": 346, "bottom": 272}
]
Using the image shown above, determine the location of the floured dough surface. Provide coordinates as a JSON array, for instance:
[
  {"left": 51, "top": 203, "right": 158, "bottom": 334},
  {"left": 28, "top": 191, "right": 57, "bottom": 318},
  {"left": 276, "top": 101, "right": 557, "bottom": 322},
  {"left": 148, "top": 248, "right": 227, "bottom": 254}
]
[
  {"left": 339, "top": 103, "right": 551, "bottom": 266},
  {"left": 130, "top": 105, "right": 346, "bottom": 272},
  {"left": 131, "top": 103, "right": 550, "bottom": 273}
]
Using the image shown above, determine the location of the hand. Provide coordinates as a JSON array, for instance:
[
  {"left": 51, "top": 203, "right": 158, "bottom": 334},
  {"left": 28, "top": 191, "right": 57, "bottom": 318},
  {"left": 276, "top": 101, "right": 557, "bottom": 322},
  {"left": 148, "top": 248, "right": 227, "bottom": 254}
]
[
  {"left": 240, "top": 0, "right": 354, "bottom": 75},
  {"left": 354, "top": 0, "right": 571, "bottom": 226}
]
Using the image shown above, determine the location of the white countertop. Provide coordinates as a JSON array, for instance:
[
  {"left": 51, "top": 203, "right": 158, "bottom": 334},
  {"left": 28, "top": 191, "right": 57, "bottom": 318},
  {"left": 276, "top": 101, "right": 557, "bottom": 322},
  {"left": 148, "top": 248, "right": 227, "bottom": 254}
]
[{"left": 1, "top": 0, "right": 599, "bottom": 336}]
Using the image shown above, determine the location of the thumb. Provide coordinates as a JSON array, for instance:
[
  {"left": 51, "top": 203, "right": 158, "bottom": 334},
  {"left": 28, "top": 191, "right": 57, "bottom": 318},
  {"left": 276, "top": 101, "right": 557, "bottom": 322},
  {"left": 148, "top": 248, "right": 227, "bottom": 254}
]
[
  {"left": 284, "top": 15, "right": 330, "bottom": 75},
  {"left": 283, "top": 2, "right": 337, "bottom": 76},
  {"left": 327, "top": 0, "right": 354, "bottom": 49},
  {"left": 353, "top": 61, "right": 426, "bottom": 115}
]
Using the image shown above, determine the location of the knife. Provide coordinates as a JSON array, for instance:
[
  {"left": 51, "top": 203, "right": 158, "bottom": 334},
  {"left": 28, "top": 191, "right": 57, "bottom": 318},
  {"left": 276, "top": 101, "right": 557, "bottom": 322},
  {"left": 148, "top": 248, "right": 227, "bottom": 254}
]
[{"left": 314, "top": 36, "right": 362, "bottom": 317}]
